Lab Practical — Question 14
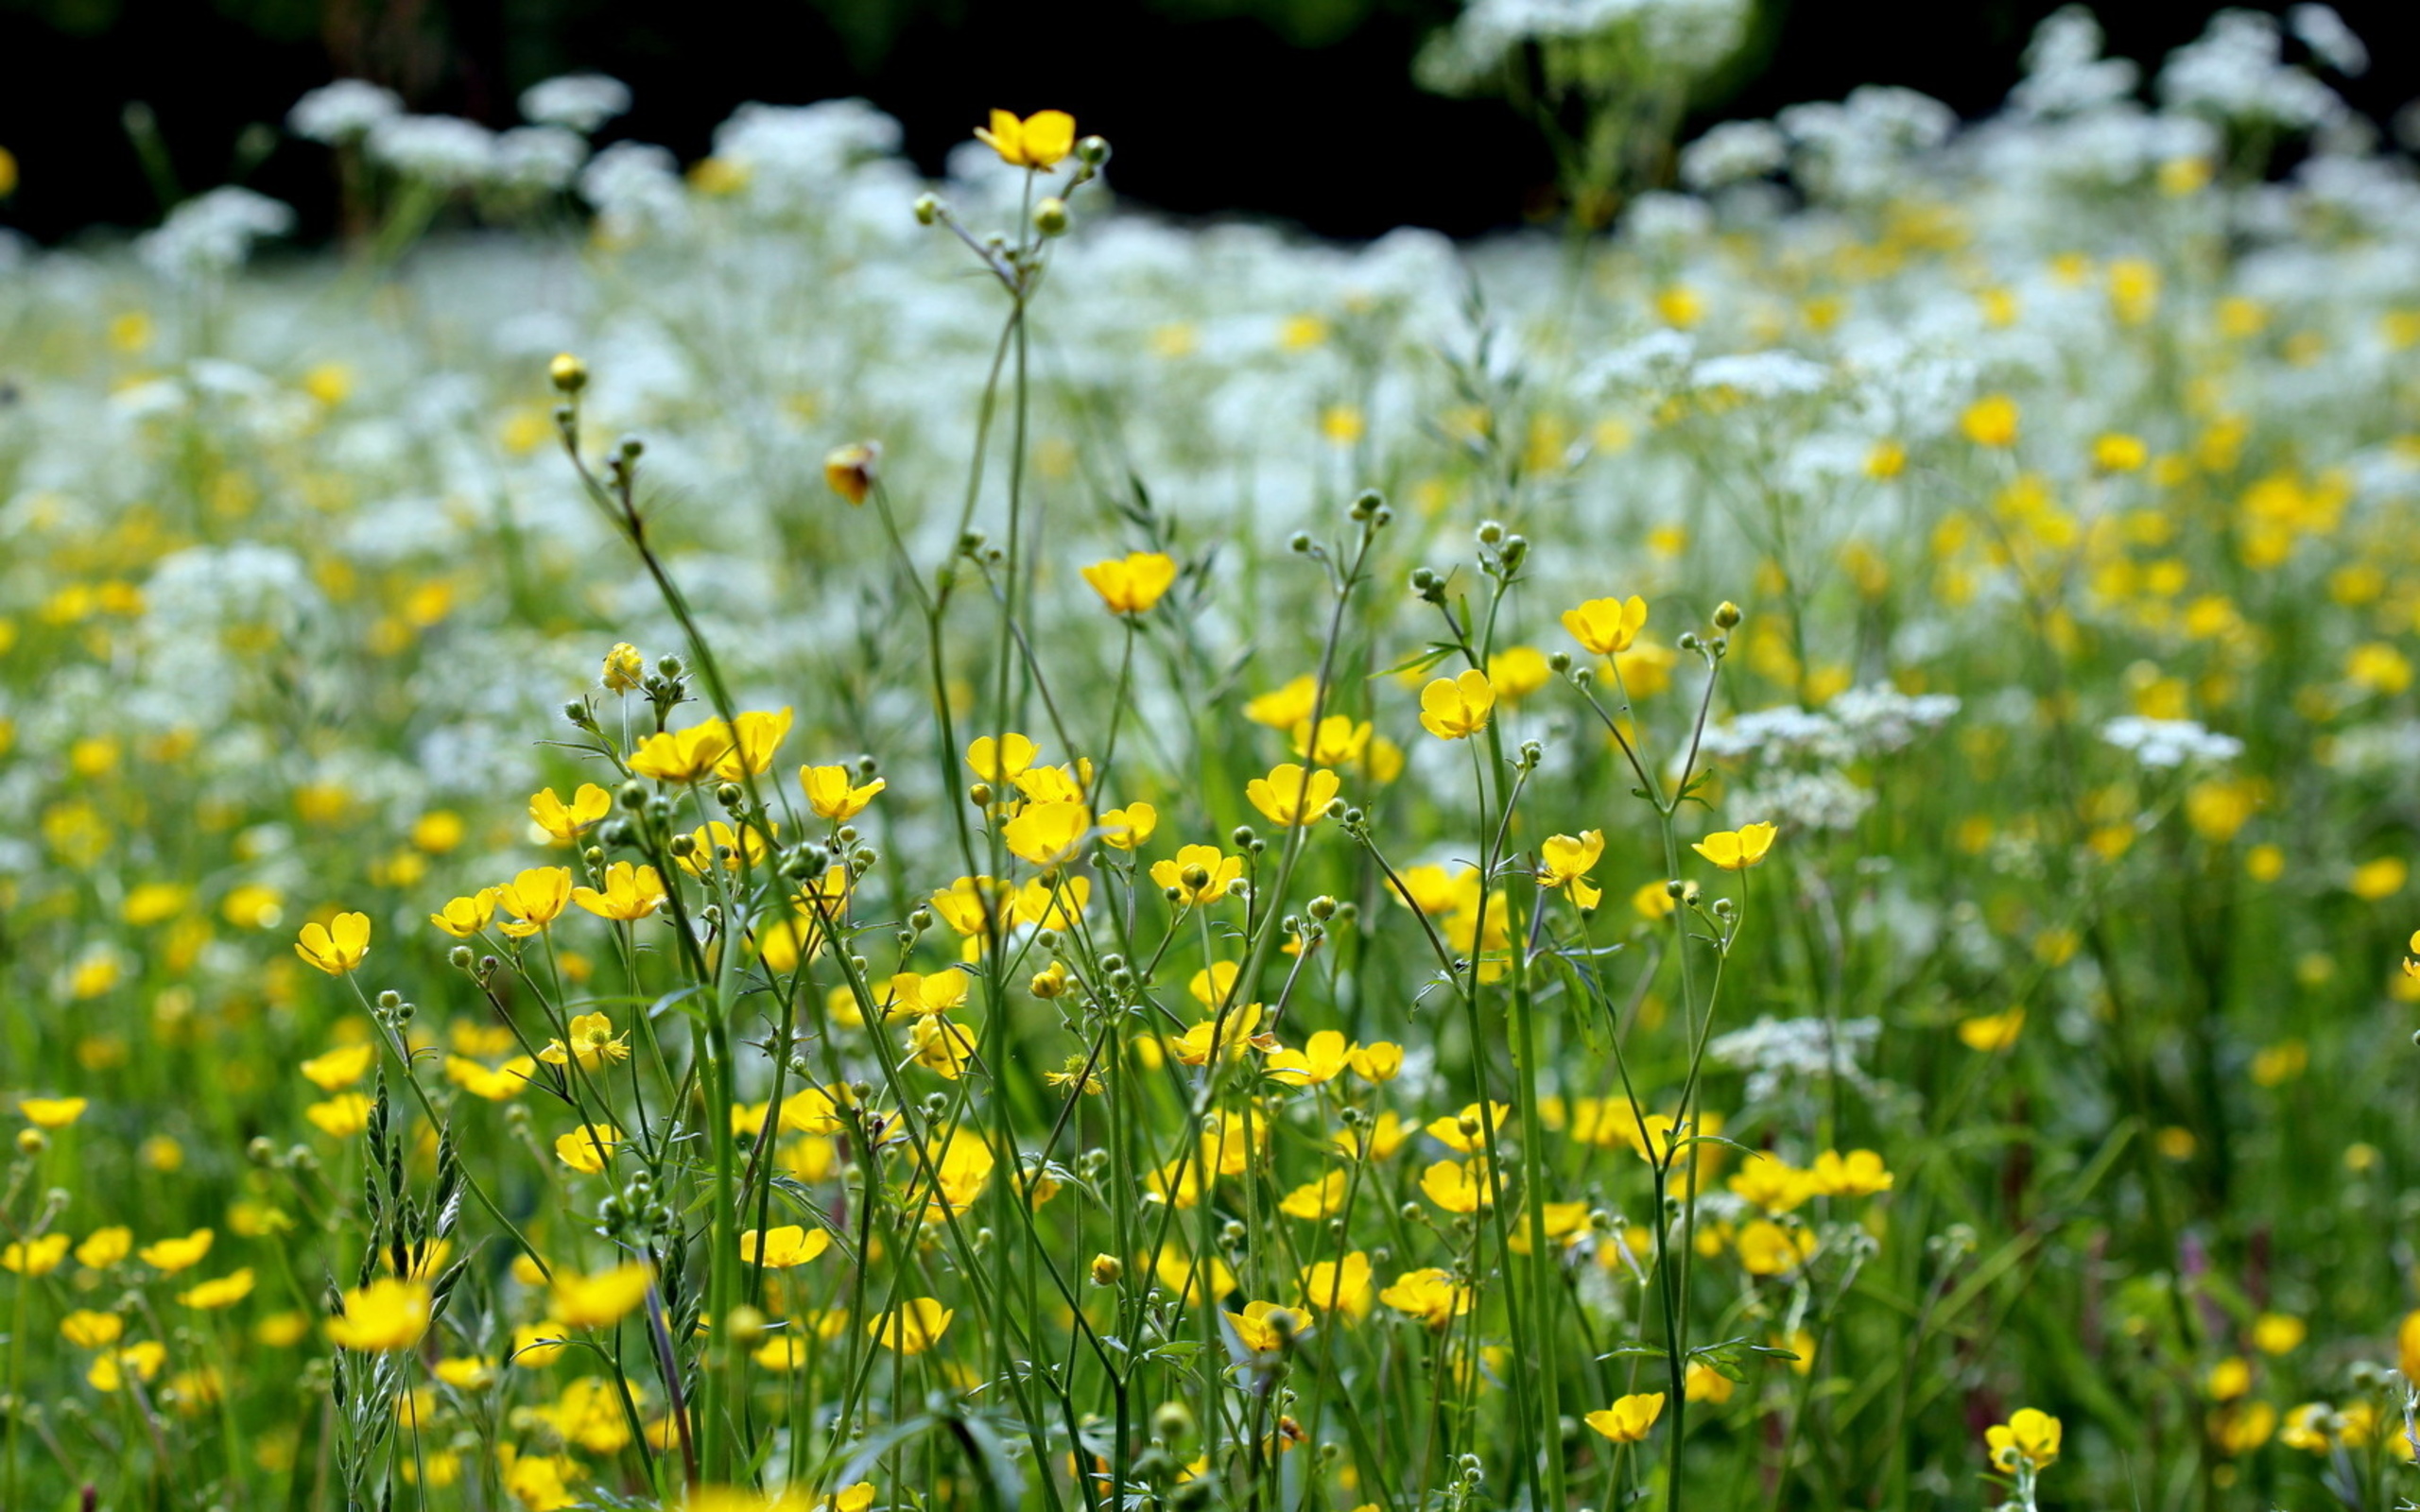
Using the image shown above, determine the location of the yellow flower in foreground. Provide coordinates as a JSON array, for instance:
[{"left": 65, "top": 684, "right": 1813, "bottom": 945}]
[
  {"left": 429, "top": 888, "right": 499, "bottom": 938},
  {"left": 1585, "top": 1392, "right": 1666, "bottom": 1443},
  {"left": 801, "top": 765, "right": 886, "bottom": 821},
  {"left": 1244, "top": 674, "right": 1319, "bottom": 730},
  {"left": 1377, "top": 1267, "right": 1471, "bottom": 1330},
  {"left": 551, "top": 1263, "right": 653, "bottom": 1328},
  {"left": 1539, "top": 831, "right": 1604, "bottom": 910},
  {"left": 975, "top": 109, "right": 1076, "bottom": 169},
  {"left": 556, "top": 1125, "right": 622, "bottom": 1174},
  {"left": 294, "top": 911, "right": 371, "bottom": 975},
  {"left": 541, "top": 1012, "right": 631, "bottom": 1073},
  {"left": 1692, "top": 821, "right": 1776, "bottom": 870},
  {"left": 19, "top": 1095, "right": 88, "bottom": 1129},
  {"left": 1246, "top": 763, "right": 1340, "bottom": 828},
  {"left": 1562, "top": 595, "right": 1649, "bottom": 657},
  {"left": 77, "top": 1227, "right": 132, "bottom": 1268},
  {"left": 1081, "top": 552, "right": 1178, "bottom": 615},
  {"left": 602, "top": 642, "right": 646, "bottom": 693},
  {"left": 89, "top": 1340, "right": 167, "bottom": 1393},
  {"left": 327, "top": 1278, "right": 432, "bottom": 1352},
  {"left": 178, "top": 1268, "right": 256, "bottom": 1310},
  {"left": 1151, "top": 844, "right": 1243, "bottom": 904},
  {"left": 1098, "top": 802, "right": 1156, "bottom": 850},
  {"left": 716, "top": 708, "right": 793, "bottom": 780},
  {"left": 139, "top": 1228, "right": 214, "bottom": 1274},
  {"left": 870, "top": 1297, "right": 953, "bottom": 1354},
  {"left": 573, "top": 862, "right": 668, "bottom": 921},
  {"left": 60, "top": 1310, "right": 124, "bottom": 1349},
  {"left": 628, "top": 721, "right": 735, "bottom": 784},
  {"left": 1003, "top": 799, "right": 1091, "bottom": 867},
  {"left": 1419, "top": 669, "right": 1495, "bottom": 741},
  {"left": 529, "top": 783, "right": 612, "bottom": 843},
  {"left": 740, "top": 1225, "right": 833, "bottom": 1268},
  {"left": 1986, "top": 1407, "right": 2062, "bottom": 1469}
]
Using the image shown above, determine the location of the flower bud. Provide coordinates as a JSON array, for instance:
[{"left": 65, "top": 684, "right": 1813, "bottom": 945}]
[
  {"left": 1714, "top": 600, "right": 1743, "bottom": 629},
  {"left": 912, "top": 193, "right": 942, "bottom": 226},
  {"left": 1033, "top": 197, "right": 1070, "bottom": 237},
  {"left": 548, "top": 352, "right": 587, "bottom": 393},
  {"left": 1089, "top": 1253, "right": 1123, "bottom": 1286},
  {"left": 1076, "top": 135, "right": 1111, "bottom": 167}
]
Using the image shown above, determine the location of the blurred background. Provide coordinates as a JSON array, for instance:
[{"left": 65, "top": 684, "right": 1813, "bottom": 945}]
[{"left": 1, "top": 0, "right": 2413, "bottom": 245}]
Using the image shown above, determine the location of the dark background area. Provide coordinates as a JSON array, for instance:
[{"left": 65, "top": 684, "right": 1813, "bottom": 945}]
[{"left": 1, "top": 0, "right": 2413, "bottom": 246}]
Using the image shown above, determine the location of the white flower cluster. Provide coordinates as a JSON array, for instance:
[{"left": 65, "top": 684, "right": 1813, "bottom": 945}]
[
  {"left": 134, "top": 187, "right": 296, "bottom": 284},
  {"left": 1709, "top": 1014, "right": 1883, "bottom": 1105},
  {"left": 2099, "top": 716, "right": 2245, "bottom": 768},
  {"left": 1416, "top": 0, "right": 1752, "bottom": 94}
]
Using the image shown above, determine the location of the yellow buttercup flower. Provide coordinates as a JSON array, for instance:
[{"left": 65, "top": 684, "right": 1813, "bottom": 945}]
[
  {"left": 739, "top": 1225, "right": 832, "bottom": 1268},
  {"left": 447, "top": 1055, "right": 536, "bottom": 1101},
  {"left": 1962, "top": 393, "right": 2020, "bottom": 448},
  {"left": 1080, "top": 552, "right": 1178, "bottom": 614},
  {"left": 572, "top": 862, "right": 667, "bottom": 921},
  {"left": 715, "top": 708, "right": 793, "bottom": 781},
  {"left": 1150, "top": 844, "right": 1243, "bottom": 904},
  {"left": 965, "top": 731, "right": 1040, "bottom": 784},
  {"left": 60, "top": 1310, "right": 124, "bottom": 1349},
  {"left": 138, "top": 1228, "right": 214, "bottom": 1274},
  {"left": 601, "top": 642, "right": 646, "bottom": 693},
  {"left": 305, "top": 1093, "right": 373, "bottom": 1138},
  {"left": 1297, "top": 1251, "right": 1373, "bottom": 1317},
  {"left": 1418, "top": 669, "right": 1495, "bottom": 741},
  {"left": 19, "top": 1095, "right": 88, "bottom": 1129},
  {"left": 975, "top": 109, "right": 1076, "bottom": 170},
  {"left": 1245, "top": 763, "right": 1339, "bottom": 828},
  {"left": 1692, "top": 821, "right": 1776, "bottom": 870},
  {"left": 1562, "top": 595, "right": 1649, "bottom": 657},
  {"left": 1002, "top": 799, "right": 1091, "bottom": 867},
  {"left": 1539, "top": 831, "right": 1604, "bottom": 910},
  {"left": 1244, "top": 675, "right": 1319, "bottom": 730},
  {"left": 177, "top": 1268, "right": 256, "bottom": 1310},
  {"left": 1098, "top": 802, "right": 1156, "bottom": 850},
  {"left": 294, "top": 911, "right": 371, "bottom": 975},
  {"left": 1958, "top": 1007, "right": 2025, "bottom": 1053},
  {"left": 1585, "top": 1392, "right": 1666, "bottom": 1443},
  {"left": 1377, "top": 1267, "right": 1471, "bottom": 1330},
  {"left": 76, "top": 1227, "right": 132, "bottom": 1268},
  {"left": 1986, "top": 1406, "right": 2062, "bottom": 1469},
  {"left": 429, "top": 887, "right": 499, "bottom": 938},
  {"left": 529, "top": 783, "right": 612, "bottom": 843},
  {"left": 801, "top": 764, "right": 886, "bottom": 821},
  {"left": 628, "top": 721, "right": 735, "bottom": 783},
  {"left": 540, "top": 1011, "right": 631, "bottom": 1073},
  {"left": 555, "top": 1124, "right": 622, "bottom": 1174},
  {"left": 1290, "top": 714, "right": 1372, "bottom": 767},
  {"left": 870, "top": 1297, "right": 954, "bottom": 1353},
  {"left": 551, "top": 1263, "right": 653, "bottom": 1328},
  {"left": 327, "top": 1278, "right": 432, "bottom": 1352},
  {"left": 3, "top": 1233, "right": 70, "bottom": 1275},
  {"left": 497, "top": 868, "right": 576, "bottom": 936},
  {"left": 299, "top": 1043, "right": 374, "bottom": 1091}
]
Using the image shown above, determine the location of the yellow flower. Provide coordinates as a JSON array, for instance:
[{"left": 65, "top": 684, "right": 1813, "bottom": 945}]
[
  {"left": 60, "top": 1310, "right": 125, "bottom": 1349},
  {"left": 601, "top": 642, "right": 646, "bottom": 693},
  {"left": 1245, "top": 763, "right": 1339, "bottom": 828},
  {"left": 801, "top": 764, "right": 886, "bottom": 821},
  {"left": 740, "top": 1225, "right": 832, "bottom": 1268},
  {"left": 497, "top": 867, "right": 576, "bottom": 936},
  {"left": 138, "top": 1228, "right": 215, "bottom": 1274},
  {"left": 1807, "top": 1148, "right": 1893, "bottom": 1196},
  {"left": 177, "top": 1268, "right": 256, "bottom": 1310},
  {"left": 88, "top": 1340, "right": 166, "bottom": 1392},
  {"left": 556, "top": 1124, "right": 622, "bottom": 1174},
  {"left": 1244, "top": 675, "right": 1320, "bottom": 730},
  {"left": 76, "top": 1227, "right": 132, "bottom": 1268},
  {"left": 1419, "top": 1158, "right": 1493, "bottom": 1214},
  {"left": 551, "top": 1263, "right": 653, "bottom": 1328},
  {"left": 1377, "top": 1267, "right": 1471, "bottom": 1330},
  {"left": 305, "top": 1094, "right": 373, "bottom": 1138},
  {"left": 628, "top": 721, "right": 736, "bottom": 783},
  {"left": 540, "top": 1011, "right": 631, "bottom": 1073},
  {"left": 1266, "top": 1029, "right": 1354, "bottom": 1088},
  {"left": 529, "top": 783, "right": 612, "bottom": 843},
  {"left": 1297, "top": 1251, "right": 1373, "bottom": 1317},
  {"left": 1685, "top": 1362, "right": 1736, "bottom": 1403},
  {"left": 1562, "top": 595, "right": 1649, "bottom": 657},
  {"left": 1098, "top": 802, "right": 1156, "bottom": 850},
  {"left": 299, "top": 1043, "right": 374, "bottom": 1091},
  {"left": 1539, "top": 831, "right": 1604, "bottom": 909},
  {"left": 1226, "top": 1299, "right": 1305, "bottom": 1354},
  {"left": 3, "top": 1233, "right": 69, "bottom": 1275},
  {"left": 870, "top": 1297, "right": 954, "bottom": 1354},
  {"left": 1985, "top": 1407, "right": 2062, "bottom": 1469},
  {"left": 1150, "top": 844, "right": 1243, "bottom": 904},
  {"left": 327, "top": 1278, "right": 432, "bottom": 1352},
  {"left": 1418, "top": 669, "right": 1495, "bottom": 741},
  {"left": 429, "top": 887, "right": 500, "bottom": 938},
  {"left": 716, "top": 708, "right": 793, "bottom": 782},
  {"left": 19, "top": 1095, "right": 88, "bottom": 1129},
  {"left": 573, "top": 862, "right": 667, "bottom": 921},
  {"left": 1003, "top": 799, "right": 1092, "bottom": 867},
  {"left": 1290, "top": 714, "right": 1372, "bottom": 766},
  {"left": 824, "top": 440, "right": 880, "bottom": 505},
  {"left": 1081, "top": 552, "right": 1179, "bottom": 614},
  {"left": 1958, "top": 1007, "right": 2025, "bottom": 1053},
  {"left": 2250, "top": 1313, "right": 2306, "bottom": 1355},
  {"left": 447, "top": 1055, "right": 536, "bottom": 1101},
  {"left": 1278, "top": 1170, "right": 1349, "bottom": 1218},
  {"left": 1584, "top": 1392, "right": 1666, "bottom": 1443},
  {"left": 294, "top": 911, "right": 372, "bottom": 975},
  {"left": 1692, "top": 821, "right": 1777, "bottom": 870},
  {"left": 1736, "top": 1218, "right": 1814, "bottom": 1276},
  {"left": 1962, "top": 394, "right": 2020, "bottom": 448},
  {"left": 975, "top": 109, "right": 1076, "bottom": 169}
]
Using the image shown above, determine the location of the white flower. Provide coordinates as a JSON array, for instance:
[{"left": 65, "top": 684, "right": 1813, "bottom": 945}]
[
  {"left": 493, "top": 126, "right": 589, "bottom": 193},
  {"left": 135, "top": 188, "right": 295, "bottom": 284},
  {"left": 519, "top": 74, "right": 633, "bottom": 134},
  {"left": 2099, "top": 716, "right": 2244, "bottom": 768},
  {"left": 286, "top": 79, "right": 404, "bottom": 144},
  {"left": 1679, "top": 120, "right": 1788, "bottom": 190},
  {"left": 367, "top": 114, "right": 499, "bottom": 188}
]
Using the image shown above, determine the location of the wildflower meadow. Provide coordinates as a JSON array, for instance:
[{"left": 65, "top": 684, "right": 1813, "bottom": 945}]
[{"left": 4, "top": 6, "right": 2420, "bottom": 1510}]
